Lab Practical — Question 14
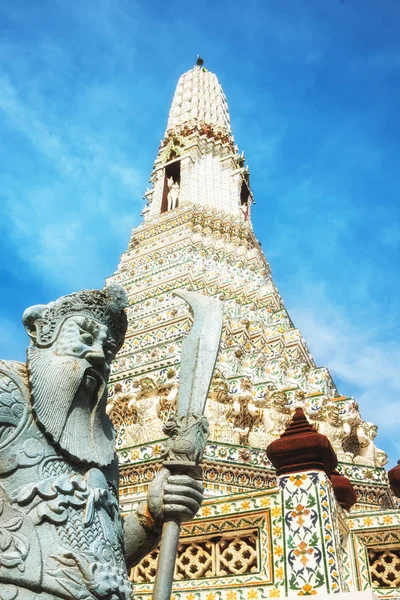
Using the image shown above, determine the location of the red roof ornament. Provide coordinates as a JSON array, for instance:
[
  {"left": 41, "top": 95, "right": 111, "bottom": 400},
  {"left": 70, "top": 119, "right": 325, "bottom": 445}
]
[
  {"left": 267, "top": 407, "right": 338, "bottom": 477},
  {"left": 330, "top": 469, "right": 357, "bottom": 511},
  {"left": 388, "top": 461, "right": 400, "bottom": 498}
]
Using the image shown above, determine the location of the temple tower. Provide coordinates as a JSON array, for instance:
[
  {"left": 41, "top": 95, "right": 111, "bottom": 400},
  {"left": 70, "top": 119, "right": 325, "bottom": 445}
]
[{"left": 106, "top": 60, "right": 400, "bottom": 599}]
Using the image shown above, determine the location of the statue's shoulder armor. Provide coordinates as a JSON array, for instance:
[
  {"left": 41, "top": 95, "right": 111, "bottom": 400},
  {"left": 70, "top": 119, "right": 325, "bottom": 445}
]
[{"left": 0, "top": 360, "right": 30, "bottom": 448}]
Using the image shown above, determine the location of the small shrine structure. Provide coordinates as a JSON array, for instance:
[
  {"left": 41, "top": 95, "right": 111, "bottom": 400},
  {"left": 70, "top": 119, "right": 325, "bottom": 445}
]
[{"left": 106, "top": 58, "right": 400, "bottom": 599}]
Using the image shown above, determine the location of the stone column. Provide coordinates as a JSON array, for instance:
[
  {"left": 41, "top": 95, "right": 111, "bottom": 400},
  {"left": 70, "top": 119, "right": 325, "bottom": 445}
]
[{"left": 267, "top": 408, "right": 354, "bottom": 597}]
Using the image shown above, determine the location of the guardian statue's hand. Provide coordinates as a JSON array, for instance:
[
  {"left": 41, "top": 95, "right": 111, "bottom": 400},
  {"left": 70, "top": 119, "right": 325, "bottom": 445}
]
[
  {"left": 147, "top": 468, "right": 204, "bottom": 526},
  {"left": 124, "top": 469, "right": 204, "bottom": 568}
]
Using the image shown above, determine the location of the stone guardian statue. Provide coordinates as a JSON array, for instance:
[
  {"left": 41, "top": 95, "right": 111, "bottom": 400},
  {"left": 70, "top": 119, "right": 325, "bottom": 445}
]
[{"left": 0, "top": 285, "right": 203, "bottom": 600}]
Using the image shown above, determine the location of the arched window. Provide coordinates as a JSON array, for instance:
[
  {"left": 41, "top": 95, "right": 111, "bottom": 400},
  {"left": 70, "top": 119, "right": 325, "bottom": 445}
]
[{"left": 161, "top": 160, "right": 181, "bottom": 213}]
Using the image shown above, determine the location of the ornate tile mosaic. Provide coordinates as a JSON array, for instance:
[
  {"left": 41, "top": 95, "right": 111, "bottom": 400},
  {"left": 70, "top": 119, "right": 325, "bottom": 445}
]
[{"left": 105, "top": 62, "right": 400, "bottom": 598}]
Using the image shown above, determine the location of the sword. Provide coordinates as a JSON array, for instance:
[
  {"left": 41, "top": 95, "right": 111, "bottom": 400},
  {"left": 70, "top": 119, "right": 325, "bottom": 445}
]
[{"left": 152, "top": 290, "right": 223, "bottom": 600}]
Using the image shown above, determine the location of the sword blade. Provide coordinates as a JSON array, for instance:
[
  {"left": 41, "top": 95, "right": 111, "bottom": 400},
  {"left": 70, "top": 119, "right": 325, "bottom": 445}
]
[
  {"left": 152, "top": 291, "right": 223, "bottom": 600},
  {"left": 174, "top": 290, "right": 223, "bottom": 419}
]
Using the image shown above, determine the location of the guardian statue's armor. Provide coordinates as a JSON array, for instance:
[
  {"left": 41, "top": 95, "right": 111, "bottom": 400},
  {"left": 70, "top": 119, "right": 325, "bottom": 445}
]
[{"left": 0, "top": 286, "right": 203, "bottom": 600}]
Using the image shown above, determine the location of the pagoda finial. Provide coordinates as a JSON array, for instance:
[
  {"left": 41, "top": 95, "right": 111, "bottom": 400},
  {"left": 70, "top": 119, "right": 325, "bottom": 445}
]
[{"left": 165, "top": 59, "right": 231, "bottom": 136}]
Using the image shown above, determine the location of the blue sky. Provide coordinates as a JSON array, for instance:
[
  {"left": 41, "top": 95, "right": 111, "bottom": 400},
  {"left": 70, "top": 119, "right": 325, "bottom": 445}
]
[{"left": 1, "top": 0, "right": 399, "bottom": 465}]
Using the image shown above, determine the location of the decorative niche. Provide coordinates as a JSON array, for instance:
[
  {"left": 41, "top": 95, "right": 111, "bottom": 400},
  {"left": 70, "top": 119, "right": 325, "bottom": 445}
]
[{"left": 161, "top": 160, "right": 181, "bottom": 214}]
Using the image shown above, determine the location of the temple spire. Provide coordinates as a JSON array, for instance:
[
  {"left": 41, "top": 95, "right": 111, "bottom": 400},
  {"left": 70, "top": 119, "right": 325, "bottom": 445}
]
[
  {"left": 165, "top": 63, "right": 232, "bottom": 136},
  {"left": 142, "top": 62, "right": 253, "bottom": 221}
]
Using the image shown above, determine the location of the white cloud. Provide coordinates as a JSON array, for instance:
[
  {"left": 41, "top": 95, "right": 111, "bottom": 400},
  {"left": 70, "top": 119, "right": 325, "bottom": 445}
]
[
  {"left": 0, "top": 66, "right": 144, "bottom": 288},
  {"left": 289, "top": 282, "right": 400, "bottom": 466},
  {"left": 0, "top": 73, "right": 143, "bottom": 190}
]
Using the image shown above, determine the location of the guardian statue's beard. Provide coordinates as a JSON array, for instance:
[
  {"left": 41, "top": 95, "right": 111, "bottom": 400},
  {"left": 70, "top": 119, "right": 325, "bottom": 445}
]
[{"left": 27, "top": 347, "right": 115, "bottom": 467}]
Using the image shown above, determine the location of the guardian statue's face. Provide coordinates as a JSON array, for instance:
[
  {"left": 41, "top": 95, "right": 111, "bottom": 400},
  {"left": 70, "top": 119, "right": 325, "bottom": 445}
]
[
  {"left": 52, "top": 314, "right": 116, "bottom": 396},
  {"left": 22, "top": 285, "right": 128, "bottom": 467}
]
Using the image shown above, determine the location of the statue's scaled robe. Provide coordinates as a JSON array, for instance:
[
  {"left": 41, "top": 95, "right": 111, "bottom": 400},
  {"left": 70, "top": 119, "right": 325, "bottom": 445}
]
[{"left": 0, "top": 360, "right": 132, "bottom": 600}]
